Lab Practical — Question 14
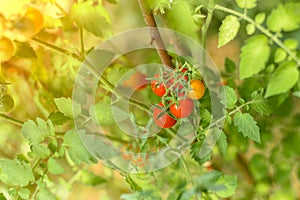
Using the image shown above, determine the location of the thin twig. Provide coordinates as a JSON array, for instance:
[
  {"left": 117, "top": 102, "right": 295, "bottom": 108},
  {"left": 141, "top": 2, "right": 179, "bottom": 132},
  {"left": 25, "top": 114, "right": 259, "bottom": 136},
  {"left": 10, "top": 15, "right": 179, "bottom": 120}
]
[
  {"left": 0, "top": 114, "right": 23, "bottom": 126},
  {"left": 137, "top": 0, "right": 173, "bottom": 67},
  {"left": 201, "top": 0, "right": 214, "bottom": 66},
  {"left": 31, "top": 37, "right": 149, "bottom": 113}
]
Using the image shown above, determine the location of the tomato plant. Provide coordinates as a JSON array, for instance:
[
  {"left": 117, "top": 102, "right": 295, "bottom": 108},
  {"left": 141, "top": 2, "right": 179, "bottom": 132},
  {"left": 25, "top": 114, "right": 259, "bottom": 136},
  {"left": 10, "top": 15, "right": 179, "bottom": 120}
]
[{"left": 0, "top": 0, "right": 300, "bottom": 199}]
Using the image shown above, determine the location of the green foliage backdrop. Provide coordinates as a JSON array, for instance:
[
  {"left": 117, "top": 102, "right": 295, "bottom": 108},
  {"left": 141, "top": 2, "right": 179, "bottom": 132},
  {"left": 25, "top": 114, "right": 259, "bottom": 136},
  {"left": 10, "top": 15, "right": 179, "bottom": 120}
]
[{"left": 0, "top": 0, "right": 300, "bottom": 199}]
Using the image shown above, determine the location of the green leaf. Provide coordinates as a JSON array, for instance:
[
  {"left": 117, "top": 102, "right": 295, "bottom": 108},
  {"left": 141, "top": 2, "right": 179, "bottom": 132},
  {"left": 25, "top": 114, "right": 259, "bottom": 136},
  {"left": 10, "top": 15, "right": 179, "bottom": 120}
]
[
  {"left": 106, "top": 0, "right": 118, "bottom": 3},
  {"left": 36, "top": 183, "right": 58, "bottom": 200},
  {"left": 178, "top": 188, "right": 196, "bottom": 200},
  {"left": 14, "top": 42, "right": 37, "bottom": 58},
  {"left": 225, "top": 58, "right": 236, "bottom": 73},
  {"left": 215, "top": 175, "right": 238, "bottom": 198},
  {"left": 54, "top": 97, "right": 81, "bottom": 118},
  {"left": 234, "top": 112, "right": 260, "bottom": 143},
  {"left": 217, "top": 131, "right": 227, "bottom": 155},
  {"left": 221, "top": 86, "right": 237, "bottom": 109},
  {"left": 63, "top": 130, "right": 97, "bottom": 164},
  {"left": 236, "top": 0, "right": 257, "bottom": 9},
  {"left": 199, "top": 128, "right": 222, "bottom": 159},
  {"left": 284, "top": 39, "right": 298, "bottom": 50},
  {"left": 218, "top": 15, "right": 240, "bottom": 48},
  {"left": 251, "top": 91, "right": 273, "bottom": 115},
  {"left": 90, "top": 96, "right": 114, "bottom": 126},
  {"left": 18, "top": 188, "right": 31, "bottom": 200},
  {"left": 246, "top": 23, "right": 255, "bottom": 35},
  {"left": 48, "top": 111, "right": 71, "bottom": 125},
  {"left": 125, "top": 175, "right": 142, "bottom": 191},
  {"left": 80, "top": 170, "right": 107, "bottom": 186},
  {"left": 47, "top": 158, "right": 64, "bottom": 175},
  {"left": 0, "top": 94, "right": 14, "bottom": 113},
  {"left": 196, "top": 170, "right": 222, "bottom": 190},
  {"left": 70, "top": 2, "right": 110, "bottom": 37},
  {"left": 0, "top": 159, "right": 35, "bottom": 187},
  {"left": 239, "top": 34, "right": 270, "bottom": 79},
  {"left": 266, "top": 3, "right": 300, "bottom": 32},
  {"left": 265, "top": 64, "right": 275, "bottom": 74},
  {"left": 265, "top": 61, "right": 299, "bottom": 97},
  {"left": 0, "top": 193, "right": 7, "bottom": 200},
  {"left": 48, "top": 139, "right": 58, "bottom": 153},
  {"left": 199, "top": 108, "right": 211, "bottom": 128},
  {"left": 165, "top": 1, "right": 198, "bottom": 39},
  {"left": 255, "top": 13, "right": 266, "bottom": 24},
  {"left": 274, "top": 48, "right": 287, "bottom": 63},
  {"left": 31, "top": 144, "right": 51, "bottom": 159},
  {"left": 148, "top": 0, "right": 172, "bottom": 13},
  {"left": 121, "top": 191, "right": 160, "bottom": 200},
  {"left": 21, "top": 118, "right": 54, "bottom": 145},
  {"left": 191, "top": 143, "right": 212, "bottom": 165}
]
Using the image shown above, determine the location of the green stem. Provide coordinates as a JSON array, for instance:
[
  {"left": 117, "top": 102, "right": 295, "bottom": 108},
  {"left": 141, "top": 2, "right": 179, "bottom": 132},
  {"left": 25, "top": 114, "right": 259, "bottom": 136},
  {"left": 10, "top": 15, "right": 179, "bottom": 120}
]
[
  {"left": 68, "top": 170, "right": 82, "bottom": 185},
  {"left": 0, "top": 114, "right": 23, "bottom": 126},
  {"left": 206, "top": 100, "right": 254, "bottom": 130},
  {"left": 201, "top": 0, "right": 214, "bottom": 68},
  {"left": 180, "top": 157, "right": 201, "bottom": 200},
  {"left": 79, "top": 27, "right": 85, "bottom": 56},
  {"left": 202, "top": 0, "right": 214, "bottom": 49},
  {"left": 214, "top": 4, "right": 300, "bottom": 67},
  {"left": 31, "top": 38, "right": 81, "bottom": 60}
]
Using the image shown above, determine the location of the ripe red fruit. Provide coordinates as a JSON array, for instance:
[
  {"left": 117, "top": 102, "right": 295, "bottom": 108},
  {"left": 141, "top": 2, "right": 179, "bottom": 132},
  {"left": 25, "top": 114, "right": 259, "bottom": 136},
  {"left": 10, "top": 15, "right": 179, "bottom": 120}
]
[
  {"left": 170, "top": 98, "right": 194, "bottom": 118},
  {"left": 151, "top": 74, "right": 166, "bottom": 97},
  {"left": 153, "top": 103, "right": 177, "bottom": 128}
]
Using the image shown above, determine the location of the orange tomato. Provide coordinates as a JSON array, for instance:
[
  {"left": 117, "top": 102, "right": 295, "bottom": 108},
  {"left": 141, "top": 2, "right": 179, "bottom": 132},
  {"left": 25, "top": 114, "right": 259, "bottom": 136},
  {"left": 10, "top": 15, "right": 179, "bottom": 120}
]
[
  {"left": 11, "top": 7, "right": 43, "bottom": 42},
  {"left": 0, "top": 37, "right": 15, "bottom": 62},
  {"left": 188, "top": 80, "right": 205, "bottom": 100},
  {"left": 24, "top": 7, "right": 44, "bottom": 34}
]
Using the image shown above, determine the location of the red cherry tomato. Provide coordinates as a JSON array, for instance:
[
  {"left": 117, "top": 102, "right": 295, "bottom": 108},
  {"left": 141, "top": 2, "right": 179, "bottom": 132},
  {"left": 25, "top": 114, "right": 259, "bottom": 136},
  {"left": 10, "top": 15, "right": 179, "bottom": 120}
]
[
  {"left": 180, "top": 68, "right": 188, "bottom": 73},
  {"left": 151, "top": 74, "right": 166, "bottom": 97},
  {"left": 153, "top": 103, "right": 177, "bottom": 128},
  {"left": 170, "top": 98, "right": 194, "bottom": 118}
]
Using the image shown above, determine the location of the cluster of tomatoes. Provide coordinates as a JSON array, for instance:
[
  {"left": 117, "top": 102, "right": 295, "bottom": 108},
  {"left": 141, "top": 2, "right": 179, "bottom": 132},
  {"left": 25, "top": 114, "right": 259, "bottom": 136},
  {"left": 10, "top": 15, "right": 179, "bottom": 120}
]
[{"left": 151, "top": 66, "right": 206, "bottom": 128}]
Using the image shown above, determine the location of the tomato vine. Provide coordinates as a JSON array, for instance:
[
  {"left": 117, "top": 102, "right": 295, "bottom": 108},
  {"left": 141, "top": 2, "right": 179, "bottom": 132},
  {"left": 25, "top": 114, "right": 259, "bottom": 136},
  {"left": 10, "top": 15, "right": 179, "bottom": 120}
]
[{"left": 0, "top": 0, "right": 300, "bottom": 199}]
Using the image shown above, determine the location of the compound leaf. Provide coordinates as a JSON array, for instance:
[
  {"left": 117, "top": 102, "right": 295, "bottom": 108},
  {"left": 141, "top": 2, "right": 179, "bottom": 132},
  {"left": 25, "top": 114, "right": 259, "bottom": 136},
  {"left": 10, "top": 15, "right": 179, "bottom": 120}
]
[{"left": 234, "top": 112, "right": 260, "bottom": 143}]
